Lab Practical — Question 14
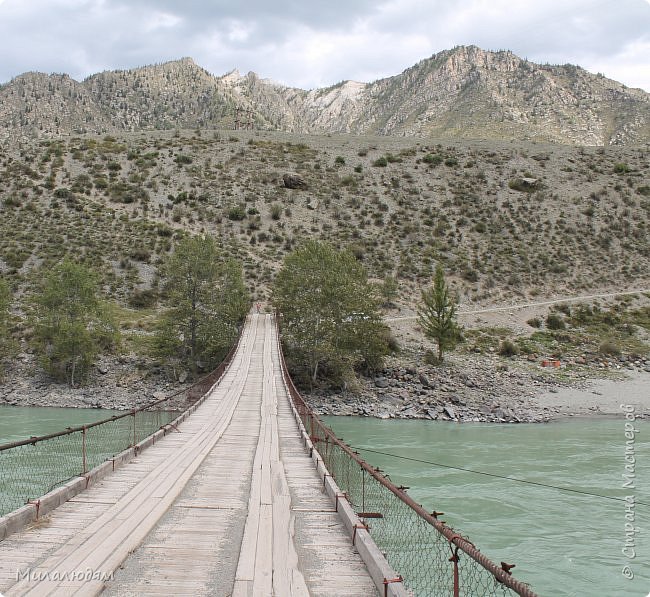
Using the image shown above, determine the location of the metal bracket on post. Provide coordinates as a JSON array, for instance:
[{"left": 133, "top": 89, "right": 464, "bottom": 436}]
[
  {"left": 449, "top": 543, "right": 460, "bottom": 597},
  {"left": 383, "top": 576, "right": 403, "bottom": 597},
  {"left": 81, "top": 426, "right": 87, "bottom": 475},
  {"left": 26, "top": 499, "right": 41, "bottom": 520},
  {"left": 334, "top": 492, "right": 348, "bottom": 512},
  {"left": 161, "top": 422, "right": 181, "bottom": 434},
  {"left": 501, "top": 562, "right": 515, "bottom": 575},
  {"left": 352, "top": 522, "right": 368, "bottom": 546},
  {"left": 448, "top": 533, "right": 473, "bottom": 597}
]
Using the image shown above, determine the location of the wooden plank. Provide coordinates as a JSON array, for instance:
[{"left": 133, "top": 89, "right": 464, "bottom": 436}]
[
  {"left": 252, "top": 504, "right": 273, "bottom": 595},
  {"left": 271, "top": 461, "right": 309, "bottom": 597}
]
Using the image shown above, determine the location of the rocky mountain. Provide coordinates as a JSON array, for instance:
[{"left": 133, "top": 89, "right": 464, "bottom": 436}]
[{"left": 1, "top": 46, "right": 649, "bottom": 145}]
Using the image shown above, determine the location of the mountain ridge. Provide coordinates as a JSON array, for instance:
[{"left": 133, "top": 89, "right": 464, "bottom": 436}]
[{"left": 1, "top": 46, "right": 648, "bottom": 145}]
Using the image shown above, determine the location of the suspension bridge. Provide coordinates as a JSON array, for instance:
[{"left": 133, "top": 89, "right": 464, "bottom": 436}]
[{"left": 0, "top": 313, "right": 537, "bottom": 596}]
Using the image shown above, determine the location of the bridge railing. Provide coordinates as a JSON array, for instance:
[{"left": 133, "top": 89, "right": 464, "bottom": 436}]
[
  {"left": 275, "top": 321, "right": 538, "bottom": 597},
  {"left": 0, "top": 326, "right": 243, "bottom": 518}
]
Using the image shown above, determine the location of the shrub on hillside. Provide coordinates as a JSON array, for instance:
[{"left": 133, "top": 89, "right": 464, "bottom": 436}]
[
  {"left": 128, "top": 288, "right": 158, "bottom": 309},
  {"left": 227, "top": 205, "right": 246, "bottom": 221},
  {"left": 175, "top": 154, "right": 193, "bottom": 165},
  {"left": 599, "top": 340, "right": 621, "bottom": 356},
  {"left": 508, "top": 178, "right": 537, "bottom": 192},
  {"left": 546, "top": 313, "right": 566, "bottom": 330},
  {"left": 422, "top": 153, "right": 443, "bottom": 166},
  {"left": 498, "top": 339, "right": 519, "bottom": 357}
]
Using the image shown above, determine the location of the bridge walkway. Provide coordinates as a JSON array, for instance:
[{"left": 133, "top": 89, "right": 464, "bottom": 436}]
[{"left": 0, "top": 314, "right": 376, "bottom": 596}]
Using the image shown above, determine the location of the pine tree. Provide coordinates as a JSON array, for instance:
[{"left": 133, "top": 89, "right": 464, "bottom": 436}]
[{"left": 418, "top": 264, "right": 461, "bottom": 362}]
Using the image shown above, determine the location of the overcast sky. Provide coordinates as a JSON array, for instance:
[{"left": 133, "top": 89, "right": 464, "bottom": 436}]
[{"left": 0, "top": 0, "right": 648, "bottom": 91}]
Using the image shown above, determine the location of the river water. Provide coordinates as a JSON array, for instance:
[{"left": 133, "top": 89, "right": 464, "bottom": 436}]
[
  {"left": 325, "top": 416, "right": 649, "bottom": 597},
  {"left": 0, "top": 405, "right": 173, "bottom": 516},
  {"left": 0, "top": 406, "right": 122, "bottom": 444},
  {"left": 1, "top": 406, "right": 647, "bottom": 595}
]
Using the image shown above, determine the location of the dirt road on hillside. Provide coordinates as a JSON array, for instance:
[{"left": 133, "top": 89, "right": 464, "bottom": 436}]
[{"left": 385, "top": 288, "right": 650, "bottom": 322}]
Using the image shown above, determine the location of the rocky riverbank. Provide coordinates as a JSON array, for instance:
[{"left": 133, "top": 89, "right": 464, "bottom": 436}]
[
  {"left": 304, "top": 352, "right": 650, "bottom": 423},
  {"left": 0, "top": 352, "right": 191, "bottom": 410},
  {"left": 1, "top": 349, "right": 648, "bottom": 424}
]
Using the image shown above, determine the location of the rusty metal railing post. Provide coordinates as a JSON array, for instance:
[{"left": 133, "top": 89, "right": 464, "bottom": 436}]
[
  {"left": 81, "top": 426, "right": 87, "bottom": 475},
  {"left": 449, "top": 544, "right": 460, "bottom": 597},
  {"left": 132, "top": 409, "right": 137, "bottom": 447}
]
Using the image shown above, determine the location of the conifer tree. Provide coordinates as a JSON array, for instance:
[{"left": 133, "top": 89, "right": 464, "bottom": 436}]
[{"left": 418, "top": 264, "right": 461, "bottom": 362}]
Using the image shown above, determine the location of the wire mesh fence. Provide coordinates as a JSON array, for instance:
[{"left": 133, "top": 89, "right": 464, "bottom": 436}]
[
  {"left": 0, "top": 410, "right": 178, "bottom": 516},
  {"left": 0, "top": 325, "right": 243, "bottom": 518},
  {"left": 276, "top": 326, "right": 538, "bottom": 597}
]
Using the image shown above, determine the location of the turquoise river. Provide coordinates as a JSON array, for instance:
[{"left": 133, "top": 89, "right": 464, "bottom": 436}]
[
  {"left": 1, "top": 406, "right": 648, "bottom": 596},
  {"left": 325, "top": 415, "right": 649, "bottom": 597}
]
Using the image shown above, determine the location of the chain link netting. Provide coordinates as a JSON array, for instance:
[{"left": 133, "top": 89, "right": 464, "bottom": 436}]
[
  {"left": 0, "top": 409, "right": 179, "bottom": 517},
  {"left": 277, "top": 333, "right": 537, "bottom": 597},
  {"left": 297, "top": 407, "right": 536, "bottom": 597},
  {"left": 0, "top": 325, "right": 243, "bottom": 518}
]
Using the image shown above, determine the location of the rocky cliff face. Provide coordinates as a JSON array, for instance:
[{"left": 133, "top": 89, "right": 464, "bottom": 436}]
[{"left": 1, "top": 46, "right": 648, "bottom": 145}]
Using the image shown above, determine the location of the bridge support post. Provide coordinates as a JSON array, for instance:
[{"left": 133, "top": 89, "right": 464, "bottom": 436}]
[
  {"left": 82, "top": 426, "right": 87, "bottom": 475},
  {"left": 449, "top": 544, "right": 460, "bottom": 597}
]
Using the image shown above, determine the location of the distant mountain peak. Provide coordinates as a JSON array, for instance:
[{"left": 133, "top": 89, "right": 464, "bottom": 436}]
[
  {"left": 222, "top": 68, "right": 242, "bottom": 82},
  {"left": 0, "top": 47, "right": 647, "bottom": 145}
]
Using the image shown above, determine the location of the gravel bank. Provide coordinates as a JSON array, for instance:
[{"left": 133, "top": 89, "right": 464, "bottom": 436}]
[{"left": 304, "top": 353, "right": 650, "bottom": 423}]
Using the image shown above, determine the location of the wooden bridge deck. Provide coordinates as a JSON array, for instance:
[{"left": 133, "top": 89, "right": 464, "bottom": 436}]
[{"left": 0, "top": 314, "right": 377, "bottom": 596}]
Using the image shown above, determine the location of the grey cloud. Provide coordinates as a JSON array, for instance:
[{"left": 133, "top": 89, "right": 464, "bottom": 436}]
[
  {"left": 112, "top": 0, "right": 383, "bottom": 33},
  {"left": 0, "top": 0, "right": 648, "bottom": 90},
  {"left": 367, "top": 0, "right": 649, "bottom": 62}
]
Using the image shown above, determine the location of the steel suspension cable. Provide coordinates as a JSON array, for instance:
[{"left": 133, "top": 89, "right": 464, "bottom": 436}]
[{"left": 348, "top": 445, "right": 650, "bottom": 509}]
